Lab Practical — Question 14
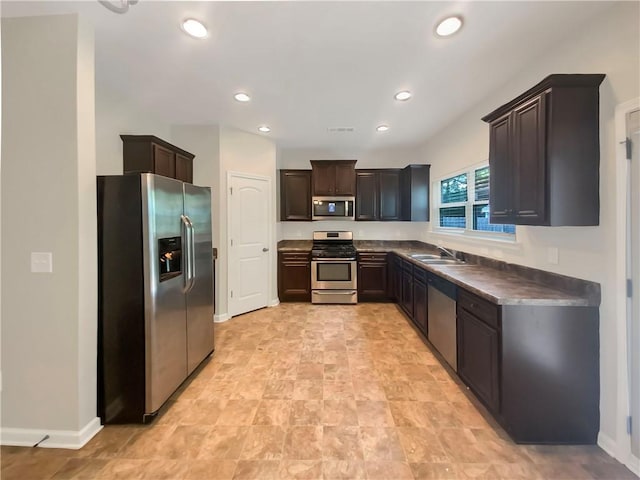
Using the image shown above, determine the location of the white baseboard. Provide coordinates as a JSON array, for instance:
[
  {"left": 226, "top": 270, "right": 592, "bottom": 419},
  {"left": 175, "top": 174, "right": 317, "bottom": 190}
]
[
  {"left": 269, "top": 298, "right": 280, "bottom": 307},
  {"left": 628, "top": 454, "right": 640, "bottom": 477},
  {"left": 597, "top": 432, "right": 640, "bottom": 476},
  {"left": 1, "top": 417, "right": 102, "bottom": 450},
  {"left": 597, "top": 431, "right": 617, "bottom": 457},
  {"left": 214, "top": 312, "right": 231, "bottom": 323}
]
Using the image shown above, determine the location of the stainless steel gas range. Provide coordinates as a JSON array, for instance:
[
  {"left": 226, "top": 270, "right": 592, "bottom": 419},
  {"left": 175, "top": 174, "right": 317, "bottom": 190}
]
[{"left": 310, "top": 231, "right": 357, "bottom": 304}]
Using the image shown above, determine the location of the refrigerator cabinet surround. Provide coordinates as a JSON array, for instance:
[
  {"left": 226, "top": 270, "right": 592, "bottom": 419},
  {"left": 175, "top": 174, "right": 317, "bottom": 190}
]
[{"left": 97, "top": 173, "right": 214, "bottom": 424}]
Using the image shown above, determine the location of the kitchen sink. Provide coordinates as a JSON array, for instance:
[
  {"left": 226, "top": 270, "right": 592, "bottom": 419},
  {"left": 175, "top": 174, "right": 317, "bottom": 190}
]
[
  {"left": 409, "top": 253, "right": 467, "bottom": 265},
  {"left": 419, "top": 258, "right": 467, "bottom": 265},
  {"left": 409, "top": 253, "right": 442, "bottom": 260}
]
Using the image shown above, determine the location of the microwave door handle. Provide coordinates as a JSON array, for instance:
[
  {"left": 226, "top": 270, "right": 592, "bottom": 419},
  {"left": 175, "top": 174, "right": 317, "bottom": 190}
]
[{"left": 345, "top": 201, "right": 348, "bottom": 217}]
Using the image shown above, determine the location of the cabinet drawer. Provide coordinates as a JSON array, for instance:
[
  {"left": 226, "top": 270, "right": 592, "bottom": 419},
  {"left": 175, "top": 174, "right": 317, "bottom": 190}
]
[
  {"left": 358, "top": 252, "right": 387, "bottom": 263},
  {"left": 401, "top": 259, "right": 413, "bottom": 272},
  {"left": 458, "top": 289, "right": 499, "bottom": 329},
  {"left": 280, "top": 251, "right": 310, "bottom": 261},
  {"left": 413, "top": 265, "right": 427, "bottom": 284}
]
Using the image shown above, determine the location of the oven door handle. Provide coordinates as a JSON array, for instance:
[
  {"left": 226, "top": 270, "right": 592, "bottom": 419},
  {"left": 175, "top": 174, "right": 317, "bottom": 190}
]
[
  {"left": 313, "top": 290, "right": 357, "bottom": 295},
  {"left": 312, "top": 258, "right": 356, "bottom": 262}
]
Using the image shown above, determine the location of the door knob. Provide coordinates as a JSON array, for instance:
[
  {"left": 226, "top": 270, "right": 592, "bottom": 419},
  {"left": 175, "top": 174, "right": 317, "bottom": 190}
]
[{"left": 263, "top": 247, "right": 269, "bottom": 252}]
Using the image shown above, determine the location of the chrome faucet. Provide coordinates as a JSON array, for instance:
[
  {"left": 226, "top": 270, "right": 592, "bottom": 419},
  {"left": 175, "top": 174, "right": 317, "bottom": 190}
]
[{"left": 437, "top": 245, "right": 457, "bottom": 259}]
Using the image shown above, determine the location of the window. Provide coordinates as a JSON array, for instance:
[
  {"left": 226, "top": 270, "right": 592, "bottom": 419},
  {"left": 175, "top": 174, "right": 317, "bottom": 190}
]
[{"left": 437, "top": 165, "right": 515, "bottom": 237}]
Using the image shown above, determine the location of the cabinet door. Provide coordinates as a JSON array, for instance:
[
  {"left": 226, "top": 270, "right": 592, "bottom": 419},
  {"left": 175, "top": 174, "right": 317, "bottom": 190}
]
[
  {"left": 489, "top": 113, "right": 513, "bottom": 223},
  {"left": 278, "top": 253, "right": 311, "bottom": 301},
  {"left": 401, "top": 269, "right": 414, "bottom": 317},
  {"left": 358, "top": 261, "right": 387, "bottom": 301},
  {"left": 356, "top": 172, "right": 378, "bottom": 220},
  {"left": 512, "top": 94, "right": 547, "bottom": 224},
  {"left": 153, "top": 143, "right": 176, "bottom": 179},
  {"left": 379, "top": 170, "right": 401, "bottom": 221},
  {"left": 335, "top": 163, "right": 356, "bottom": 195},
  {"left": 312, "top": 163, "right": 335, "bottom": 195},
  {"left": 389, "top": 255, "right": 402, "bottom": 302},
  {"left": 413, "top": 279, "right": 428, "bottom": 334},
  {"left": 280, "top": 171, "right": 312, "bottom": 221},
  {"left": 457, "top": 308, "right": 500, "bottom": 413},
  {"left": 175, "top": 153, "right": 193, "bottom": 183}
]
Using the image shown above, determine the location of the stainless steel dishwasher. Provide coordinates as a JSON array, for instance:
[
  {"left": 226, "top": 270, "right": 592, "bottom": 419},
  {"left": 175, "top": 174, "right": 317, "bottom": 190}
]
[{"left": 427, "top": 273, "right": 458, "bottom": 371}]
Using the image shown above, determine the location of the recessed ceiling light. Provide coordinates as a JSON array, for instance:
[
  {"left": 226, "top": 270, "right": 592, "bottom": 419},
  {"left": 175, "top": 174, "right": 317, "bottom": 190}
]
[
  {"left": 435, "top": 15, "right": 463, "bottom": 37},
  {"left": 394, "top": 91, "right": 412, "bottom": 101},
  {"left": 258, "top": 126, "right": 271, "bottom": 133},
  {"left": 234, "top": 92, "right": 251, "bottom": 102},
  {"left": 376, "top": 125, "right": 389, "bottom": 132},
  {"left": 181, "top": 19, "right": 208, "bottom": 39}
]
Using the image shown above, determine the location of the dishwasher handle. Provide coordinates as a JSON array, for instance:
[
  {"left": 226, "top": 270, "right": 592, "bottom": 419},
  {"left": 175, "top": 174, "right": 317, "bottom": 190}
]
[{"left": 427, "top": 273, "right": 457, "bottom": 300}]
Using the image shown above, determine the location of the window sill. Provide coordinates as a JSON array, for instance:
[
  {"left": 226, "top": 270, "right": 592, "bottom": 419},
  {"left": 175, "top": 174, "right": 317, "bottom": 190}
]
[{"left": 429, "top": 227, "right": 522, "bottom": 252}]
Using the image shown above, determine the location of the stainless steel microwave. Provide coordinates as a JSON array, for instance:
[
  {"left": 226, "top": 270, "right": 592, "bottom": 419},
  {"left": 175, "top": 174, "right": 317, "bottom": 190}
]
[{"left": 312, "top": 196, "right": 355, "bottom": 221}]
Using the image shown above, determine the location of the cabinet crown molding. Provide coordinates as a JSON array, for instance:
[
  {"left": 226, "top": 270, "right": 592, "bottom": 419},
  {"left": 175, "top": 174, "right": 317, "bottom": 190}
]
[
  {"left": 481, "top": 74, "right": 605, "bottom": 123},
  {"left": 120, "top": 134, "right": 195, "bottom": 159}
]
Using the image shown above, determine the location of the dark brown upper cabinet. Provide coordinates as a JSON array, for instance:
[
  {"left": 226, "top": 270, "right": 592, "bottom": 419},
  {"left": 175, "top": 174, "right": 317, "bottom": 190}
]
[
  {"left": 121, "top": 135, "right": 195, "bottom": 183},
  {"left": 355, "top": 169, "right": 402, "bottom": 221},
  {"left": 401, "top": 164, "right": 430, "bottom": 221},
  {"left": 482, "top": 74, "right": 605, "bottom": 226},
  {"left": 310, "top": 160, "right": 357, "bottom": 196},
  {"left": 280, "top": 170, "right": 312, "bottom": 221}
]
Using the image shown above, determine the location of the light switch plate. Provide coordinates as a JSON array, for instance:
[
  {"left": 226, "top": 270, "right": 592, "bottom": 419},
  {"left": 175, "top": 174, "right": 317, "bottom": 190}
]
[
  {"left": 547, "top": 247, "right": 559, "bottom": 265},
  {"left": 31, "top": 252, "right": 53, "bottom": 273}
]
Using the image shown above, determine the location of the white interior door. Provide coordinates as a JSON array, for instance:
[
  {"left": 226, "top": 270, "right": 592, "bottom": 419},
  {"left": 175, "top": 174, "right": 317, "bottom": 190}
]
[
  {"left": 228, "top": 173, "right": 271, "bottom": 317},
  {"left": 627, "top": 108, "right": 640, "bottom": 457}
]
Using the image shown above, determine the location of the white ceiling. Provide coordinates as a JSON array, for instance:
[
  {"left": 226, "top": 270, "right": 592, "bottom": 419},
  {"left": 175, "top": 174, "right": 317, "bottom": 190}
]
[{"left": 2, "top": 1, "right": 615, "bottom": 151}]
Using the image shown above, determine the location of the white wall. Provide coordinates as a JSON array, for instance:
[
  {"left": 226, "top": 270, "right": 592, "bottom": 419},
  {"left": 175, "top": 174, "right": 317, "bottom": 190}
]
[
  {"left": 417, "top": 2, "right": 639, "bottom": 465},
  {"left": 277, "top": 145, "right": 422, "bottom": 169},
  {"left": 277, "top": 145, "right": 429, "bottom": 241},
  {"left": 219, "top": 127, "right": 277, "bottom": 318},
  {"left": 95, "top": 83, "right": 173, "bottom": 176},
  {"left": 1, "top": 14, "right": 100, "bottom": 446}
]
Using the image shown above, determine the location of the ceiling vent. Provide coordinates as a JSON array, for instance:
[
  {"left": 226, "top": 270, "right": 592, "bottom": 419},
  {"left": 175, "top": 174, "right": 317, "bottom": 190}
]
[{"left": 327, "top": 127, "right": 355, "bottom": 133}]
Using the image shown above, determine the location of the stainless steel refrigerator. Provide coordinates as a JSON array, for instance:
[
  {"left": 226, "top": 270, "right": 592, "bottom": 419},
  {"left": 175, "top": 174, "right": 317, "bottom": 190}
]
[{"left": 97, "top": 173, "right": 214, "bottom": 424}]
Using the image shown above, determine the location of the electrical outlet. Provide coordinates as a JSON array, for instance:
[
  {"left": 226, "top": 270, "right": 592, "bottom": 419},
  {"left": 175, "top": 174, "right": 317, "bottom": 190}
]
[
  {"left": 547, "top": 247, "right": 559, "bottom": 265},
  {"left": 31, "top": 252, "right": 53, "bottom": 273}
]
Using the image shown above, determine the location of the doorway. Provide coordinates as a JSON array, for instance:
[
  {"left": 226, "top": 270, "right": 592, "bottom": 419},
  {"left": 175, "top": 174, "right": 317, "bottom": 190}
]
[
  {"left": 227, "top": 172, "right": 272, "bottom": 317},
  {"left": 626, "top": 108, "right": 640, "bottom": 458}
]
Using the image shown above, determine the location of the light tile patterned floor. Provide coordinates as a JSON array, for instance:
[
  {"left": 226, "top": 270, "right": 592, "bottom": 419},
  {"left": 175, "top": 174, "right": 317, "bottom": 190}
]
[{"left": 2, "top": 303, "right": 638, "bottom": 479}]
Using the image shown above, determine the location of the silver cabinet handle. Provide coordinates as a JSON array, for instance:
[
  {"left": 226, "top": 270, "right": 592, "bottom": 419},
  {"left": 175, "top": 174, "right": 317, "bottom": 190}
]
[{"left": 263, "top": 247, "right": 269, "bottom": 252}]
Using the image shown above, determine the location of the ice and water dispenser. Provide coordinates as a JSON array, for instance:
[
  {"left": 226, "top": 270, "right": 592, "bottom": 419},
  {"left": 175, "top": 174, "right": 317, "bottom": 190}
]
[{"left": 158, "top": 237, "right": 182, "bottom": 281}]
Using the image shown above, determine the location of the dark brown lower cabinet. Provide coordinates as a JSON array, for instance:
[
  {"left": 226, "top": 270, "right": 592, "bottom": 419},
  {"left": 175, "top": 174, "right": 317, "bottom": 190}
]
[
  {"left": 357, "top": 252, "right": 389, "bottom": 302},
  {"left": 457, "top": 308, "right": 500, "bottom": 412},
  {"left": 278, "top": 252, "right": 311, "bottom": 302},
  {"left": 390, "top": 254, "right": 402, "bottom": 302},
  {"left": 412, "top": 267, "right": 428, "bottom": 334},
  {"left": 457, "top": 288, "right": 599, "bottom": 444},
  {"left": 400, "top": 262, "right": 413, "bottom": 317}
]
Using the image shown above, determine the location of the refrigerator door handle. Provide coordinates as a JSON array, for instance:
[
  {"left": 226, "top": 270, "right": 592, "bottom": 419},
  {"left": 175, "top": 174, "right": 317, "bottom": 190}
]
[
  {"left": 185, "top": 216, "right": 196, "bottom": 292},
  {"left": 181, "top": 215, "right": 192, "bottom": 293}
]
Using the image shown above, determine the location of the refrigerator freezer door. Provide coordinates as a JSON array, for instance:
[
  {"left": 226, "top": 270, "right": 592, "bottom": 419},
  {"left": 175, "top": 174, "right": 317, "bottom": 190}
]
[
  {"left": 142, "top": 174, "right": 189, "bottom": 414},
  {"left": 183, "top": 183, "right": 215, "bottom": 374}
]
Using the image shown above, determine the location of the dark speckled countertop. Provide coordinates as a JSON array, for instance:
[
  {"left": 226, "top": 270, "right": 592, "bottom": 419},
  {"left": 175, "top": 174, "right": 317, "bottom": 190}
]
[{"left": 278, "top": 239, "right": 600, "bottom": 307}]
